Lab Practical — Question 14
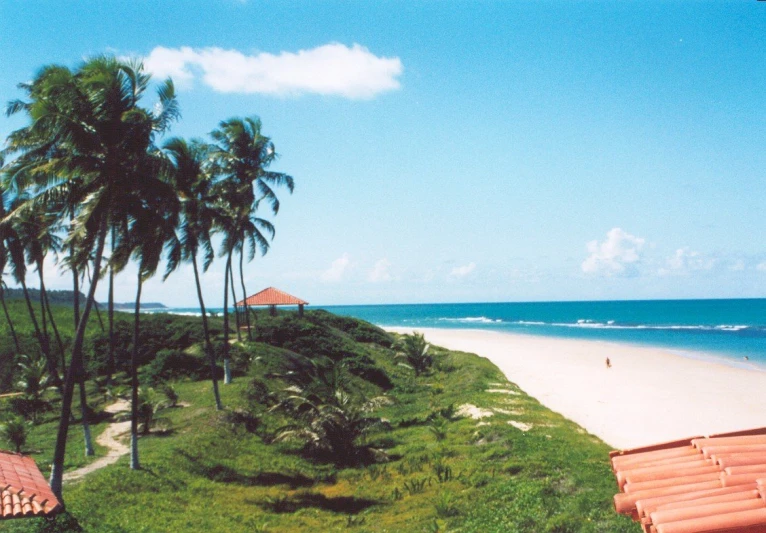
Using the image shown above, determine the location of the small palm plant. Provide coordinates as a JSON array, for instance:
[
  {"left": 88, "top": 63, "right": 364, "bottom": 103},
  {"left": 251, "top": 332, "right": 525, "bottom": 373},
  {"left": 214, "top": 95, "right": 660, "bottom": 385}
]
[
  {"left": 136, "top": 388, "right": 172, "bottom": 435},
  {"left": 0, "top": 416, "right": 28, "bottom": 453},
  {"left": 271, "top": 356, "right": 391, "bottom": 466},
  {"left": 15, "top": 353, "right": 53, "bottom": 423},
  {"left": 396, "top": 333, "right": 433, "bottom": 376}
]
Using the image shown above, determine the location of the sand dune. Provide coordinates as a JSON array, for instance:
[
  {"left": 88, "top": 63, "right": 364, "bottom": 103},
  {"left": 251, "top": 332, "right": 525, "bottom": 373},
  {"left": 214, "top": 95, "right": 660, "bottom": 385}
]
[{"left": 386, "top": 327, "right": 766, "bottom": 450}]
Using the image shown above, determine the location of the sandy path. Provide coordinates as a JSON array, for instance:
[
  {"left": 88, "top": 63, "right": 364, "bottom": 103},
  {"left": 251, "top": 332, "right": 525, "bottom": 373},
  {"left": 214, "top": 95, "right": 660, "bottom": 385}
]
[
  {"left": 387, "top": 327, "right": 766, "bottom": 450},
  {"left": 63, "top": 399, "right": 131, "bottom": 483}
]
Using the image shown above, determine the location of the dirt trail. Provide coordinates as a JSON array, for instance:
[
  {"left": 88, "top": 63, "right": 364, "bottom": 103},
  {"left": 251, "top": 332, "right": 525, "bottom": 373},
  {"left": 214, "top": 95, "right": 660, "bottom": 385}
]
[{"left": 63, "top": 399, "right": 131, "bottom": 483}]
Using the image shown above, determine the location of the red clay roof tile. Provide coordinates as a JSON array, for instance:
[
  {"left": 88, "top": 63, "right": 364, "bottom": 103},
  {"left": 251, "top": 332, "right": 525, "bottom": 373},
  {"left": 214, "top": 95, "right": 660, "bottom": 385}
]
[
  {"left": 611, "top": 427, "right": 766, "bottom": 532},
  {"left": 236, "top": 287, "right": 308, "bottom": 307},
  {"left": 0, "top": 450, "right": 61, "bottom": 520}
]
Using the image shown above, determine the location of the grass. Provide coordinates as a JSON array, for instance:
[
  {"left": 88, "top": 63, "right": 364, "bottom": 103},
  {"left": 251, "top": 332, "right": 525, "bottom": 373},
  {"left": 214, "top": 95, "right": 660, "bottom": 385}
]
[{"left": 0, "top": 309, "right": 635, "bottom": 532}]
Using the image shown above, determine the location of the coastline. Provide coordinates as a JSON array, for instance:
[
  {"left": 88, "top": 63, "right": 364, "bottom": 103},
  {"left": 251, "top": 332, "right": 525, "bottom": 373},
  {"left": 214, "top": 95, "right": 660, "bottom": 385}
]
[{"left": 385, "top": 326, "right": 766, "bottom": 450}]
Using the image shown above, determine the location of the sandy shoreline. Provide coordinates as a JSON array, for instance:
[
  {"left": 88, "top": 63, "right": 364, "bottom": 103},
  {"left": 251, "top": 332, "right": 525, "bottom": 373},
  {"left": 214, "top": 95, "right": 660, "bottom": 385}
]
[{"left": 385, "top": 327, "right": 766, "bottom": 450}]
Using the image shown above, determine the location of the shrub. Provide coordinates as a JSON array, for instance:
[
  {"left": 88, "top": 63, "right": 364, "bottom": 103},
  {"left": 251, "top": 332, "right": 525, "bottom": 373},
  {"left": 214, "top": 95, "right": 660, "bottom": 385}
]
[
  {"left": 141, "top": 348, "right": 208, "bottom": 385},
  {"left": 434, "top": 491, "right": 460, "bottom": 517},
  {"left": 0, "top": 415, "right": 28, "bottom": 452}
]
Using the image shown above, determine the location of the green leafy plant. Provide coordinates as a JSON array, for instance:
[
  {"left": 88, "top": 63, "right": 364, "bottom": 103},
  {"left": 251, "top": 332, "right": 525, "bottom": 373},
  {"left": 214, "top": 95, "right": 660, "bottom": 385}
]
[
  {"left": 0, "top": 415, "right": 28, "bottom": 452},
  {"left": 395, "top": 333, "right": 433, "bottom": 376},
  {"left": 433, "top": 491, "right": 460, "bottom": 518}
]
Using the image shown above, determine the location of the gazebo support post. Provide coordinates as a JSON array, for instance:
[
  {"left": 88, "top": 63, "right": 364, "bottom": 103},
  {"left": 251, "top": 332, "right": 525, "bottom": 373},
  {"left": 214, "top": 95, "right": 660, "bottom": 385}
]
[
  {"left": 298, "top": 304, "right": 304, "bottom": 317},
  {"left": 270, "top": 304, "right": 277, "bottom": 317}
]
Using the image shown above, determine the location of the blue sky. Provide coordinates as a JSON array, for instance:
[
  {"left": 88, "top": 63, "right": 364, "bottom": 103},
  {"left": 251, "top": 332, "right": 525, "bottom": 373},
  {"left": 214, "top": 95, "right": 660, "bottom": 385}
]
[{"left": 1, "top": 1, "right": 765, "bottom": 306}]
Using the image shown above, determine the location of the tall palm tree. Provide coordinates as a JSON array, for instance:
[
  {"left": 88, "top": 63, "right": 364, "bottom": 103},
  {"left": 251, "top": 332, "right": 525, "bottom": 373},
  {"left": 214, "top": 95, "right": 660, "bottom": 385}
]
[
  {"left": 14, "top": 208, "right": 65, "bottom": 370},
  {"left": 163, "top": 137, "right": 223, "bottom": 410},
  {"left": 3, "top": 56, "right": 179, "bottom": 499},
  {"left": 112, "top": 184, "right": 178, "bottom": 470},
  {"left": 3, "top": 203, "right": 58, "bottom": 386},
  {"left": 0, "top": 179, "right": 21, "bottom": 352},
  {"left": 210, "top": 116, "right": 294, "bottom": 342}
]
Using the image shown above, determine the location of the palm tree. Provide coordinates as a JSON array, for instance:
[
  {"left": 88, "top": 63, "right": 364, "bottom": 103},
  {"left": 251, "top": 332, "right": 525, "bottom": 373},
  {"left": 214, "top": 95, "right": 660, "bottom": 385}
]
[
  {"left": 396, "top": 333, "right": 433, "bottom": 376},
  {"left": 4, "top": 56, "right": 179, "bottom": 498},
  {"left": 3, "top": 202, "right": 59, "bottom": 386},
  {"left": 210, "top": 116, "right": 294, "bottom": 342},
  {"left": 0, "top": 180, "right": 21, "bottom": 351},
  {"left": 14, "top": 208, "right": 65, "bottom": 371},
  {"left": 163, "top": 137, "right": 223, "bottom": 410},
  {"left": 0, "top": 416, "right": 28, "bottom": 453},
  {"left": 111, "top": 152, "right": 179, "bottom": 470},
  {"left": 15, "top": 353, "right": 52, "bottom": 423},
  {"left": 271, "top": 356, "right": 390, "bottom": 466}
]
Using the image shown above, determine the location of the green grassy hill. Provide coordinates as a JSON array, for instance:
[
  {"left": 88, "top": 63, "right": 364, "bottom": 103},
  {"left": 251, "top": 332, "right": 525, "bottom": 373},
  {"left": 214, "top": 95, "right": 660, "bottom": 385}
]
[{"left": 0, "top": 307, "right": 634, "bottom": 532}]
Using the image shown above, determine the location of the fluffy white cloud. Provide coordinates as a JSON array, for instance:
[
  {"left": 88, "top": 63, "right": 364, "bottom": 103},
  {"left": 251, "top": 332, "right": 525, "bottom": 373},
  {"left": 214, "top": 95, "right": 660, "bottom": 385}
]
[
  {"left": 368, "top": 259, "right": 392, "bottom": 283},
  {"left": 757, "top": 262, "right": 766, "bottom": 272},
  {"left": 320, "top": 253, "right": 351, "bottom": 282},
  {"left": 450, "top": 262, "right": 476, "bottom": 278},
  {"left": 144, "top": 43, "right": 403, "bottom": 99},
  {"left": 581, "top": 228, "right": 645, "bottom": 277}
]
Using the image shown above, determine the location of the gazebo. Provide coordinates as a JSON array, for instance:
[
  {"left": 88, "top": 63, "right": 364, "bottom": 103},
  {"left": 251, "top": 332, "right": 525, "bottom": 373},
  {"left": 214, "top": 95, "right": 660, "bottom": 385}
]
[
  {"left": 236, "top": 287, "right": 309, "bottom": 317},
  {"left": 0, "top": 450, "right": 62, "bottom": 520}
]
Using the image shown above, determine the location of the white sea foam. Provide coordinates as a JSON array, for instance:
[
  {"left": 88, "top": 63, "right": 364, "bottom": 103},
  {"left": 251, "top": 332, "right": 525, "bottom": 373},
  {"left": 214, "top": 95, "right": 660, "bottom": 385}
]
[{"left": 438, "top": 316, "right": 502, "bottom": 324}]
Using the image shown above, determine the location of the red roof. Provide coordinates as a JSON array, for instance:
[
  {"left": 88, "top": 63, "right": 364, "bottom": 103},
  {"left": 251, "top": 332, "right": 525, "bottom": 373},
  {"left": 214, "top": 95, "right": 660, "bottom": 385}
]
[
  {"left": 236, "top": 287, "right": 308, "bottom": 307},
  {"left": 610, "top": 427, "right": 766, "bottom": 532},
  {"left": 0, "top": 450, "right": 61, "bottom": 520}
]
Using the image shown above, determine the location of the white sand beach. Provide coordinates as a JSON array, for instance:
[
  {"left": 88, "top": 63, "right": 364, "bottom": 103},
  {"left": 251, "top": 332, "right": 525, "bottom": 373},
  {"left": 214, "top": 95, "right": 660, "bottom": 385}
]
[{"left": 386, "top": 327, "right": 766, "bottom": 451}]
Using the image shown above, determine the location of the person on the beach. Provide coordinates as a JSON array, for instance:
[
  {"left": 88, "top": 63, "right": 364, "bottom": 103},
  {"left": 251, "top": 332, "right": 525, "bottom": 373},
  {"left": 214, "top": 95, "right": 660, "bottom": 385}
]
[{"left": 605, "top": 357, "right": 611, "bottom": 369}]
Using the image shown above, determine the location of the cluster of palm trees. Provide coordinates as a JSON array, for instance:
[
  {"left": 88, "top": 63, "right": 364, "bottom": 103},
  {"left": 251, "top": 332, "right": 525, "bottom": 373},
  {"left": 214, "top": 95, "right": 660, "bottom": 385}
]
[{"left": 0, "top": 56, "right": 293, "bottom": 500}]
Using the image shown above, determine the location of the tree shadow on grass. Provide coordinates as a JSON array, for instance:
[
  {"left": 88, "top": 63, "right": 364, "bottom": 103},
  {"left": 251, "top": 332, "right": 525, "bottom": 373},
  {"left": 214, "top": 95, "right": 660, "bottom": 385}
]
[
  {"left": 176, "top": 450, "right": 324, "bottom": 488},
  {"left": 257, "top": 492, "right": 381, "bottom": 514}
]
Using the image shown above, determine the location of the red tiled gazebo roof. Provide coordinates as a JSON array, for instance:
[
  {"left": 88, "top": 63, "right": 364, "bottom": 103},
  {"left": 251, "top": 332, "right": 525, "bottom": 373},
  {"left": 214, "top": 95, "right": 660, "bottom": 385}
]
[
  {"left": 0, "top": 450, "right": 61, "bottom": 520},
  {"left": 610, "top": 426, "right": 766, "bottom": 532},
  {"left": 236, "top": 287, "right": 308, "bottom": 307}
]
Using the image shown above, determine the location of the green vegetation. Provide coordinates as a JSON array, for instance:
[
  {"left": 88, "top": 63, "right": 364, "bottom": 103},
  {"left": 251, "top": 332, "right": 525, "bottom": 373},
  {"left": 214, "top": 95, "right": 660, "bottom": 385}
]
[
  {"left": 0, "top": 54, "right": 633, "bottom": 531},
  {"left": 0, "top": 308, "right": 634, "bottom": 532}
]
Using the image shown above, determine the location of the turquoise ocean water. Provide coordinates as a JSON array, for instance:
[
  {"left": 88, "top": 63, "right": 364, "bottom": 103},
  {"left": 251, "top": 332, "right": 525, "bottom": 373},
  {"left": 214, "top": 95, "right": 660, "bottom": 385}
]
[{"left": 150, "top": 299, "right": 766, "bottom": 370}]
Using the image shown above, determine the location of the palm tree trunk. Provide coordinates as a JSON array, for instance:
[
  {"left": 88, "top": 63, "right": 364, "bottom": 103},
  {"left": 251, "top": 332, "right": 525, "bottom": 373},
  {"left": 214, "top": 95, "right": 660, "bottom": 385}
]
[
  {"left": 192, "top": 255, "right": 222, "bottom": 410},
  {"left": 72, "top": 265, "right": 80, "bottom": 329},
  {"left": 230, "top": 259, "right": 242, "bottom": 343},
  {"left": 19, "top": 278, "right": 58, "bottom": 386},
  {"left": 84, "top": 264, "right": 106, "bottom": 333},
  {"left": 239, "top": 250, "right": 253, "bottom": 341},
  {"left": 107, "top": 228, "right": 115, "bottom": 384},
  {"left": 42, "top": 279, "right": 66, "bottom": 361},
  {"left": 130, "top": 272, "right": 142, "bottom": 470},
  {"left": 77, "top": 364, "right": 94, "bottom": 456},
  {"left": 37, "top": 265, "right": 59, "bottom": 373},
  {"left": 222, "top": 253, "right": 232, "bottom": 384},
  {"left": 0, "top": 285, "right": 20, "bottom": 351},
  {"left": 50, "top": 216, "right": 108, "bottom": 501},
  {"left": 55, "top": 279, "right": 95, "bottom": 457}
]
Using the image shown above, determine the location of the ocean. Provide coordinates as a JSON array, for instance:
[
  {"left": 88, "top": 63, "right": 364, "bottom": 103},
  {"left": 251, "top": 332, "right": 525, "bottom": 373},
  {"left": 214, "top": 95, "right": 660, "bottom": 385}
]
[{"left": 149, "top": 299, "right": 766, "bottom": 370}]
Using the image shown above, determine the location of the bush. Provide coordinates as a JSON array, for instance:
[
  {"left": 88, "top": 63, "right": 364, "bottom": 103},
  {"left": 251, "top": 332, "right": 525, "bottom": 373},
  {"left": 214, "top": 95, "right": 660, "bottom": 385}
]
[
  {"left": 0, "top": 415, "right": 28, "bottom": 452},
  {"left": 141, "top": 349, "right": 208, "bottom": 385},
  {"left": 305, "top": 310, "right": 394, "bottom": 347},
  {"left": 345, "top": 356, "right": 393, "bottom": 390}
]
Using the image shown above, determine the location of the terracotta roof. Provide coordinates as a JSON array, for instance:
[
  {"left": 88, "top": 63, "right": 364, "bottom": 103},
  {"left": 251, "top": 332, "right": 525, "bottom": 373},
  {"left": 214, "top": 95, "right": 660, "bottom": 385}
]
[
  {"left": 236, "top": 287, "right": 308, "bottom": 307},
  {"left": 610, "top": 427, "right": 766, "bottom": 532},
  {"left": 0, "top": 450, "right": 61, "bottom": 520}
]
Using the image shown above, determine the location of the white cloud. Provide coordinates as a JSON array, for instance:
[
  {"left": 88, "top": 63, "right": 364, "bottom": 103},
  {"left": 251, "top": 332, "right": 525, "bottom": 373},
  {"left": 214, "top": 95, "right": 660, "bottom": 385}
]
[
  {"left": 144, "top": 43, "right": 403, "bottom": 99},
  {"left": 368, "top": 259, "right": 392, "bottom": 283},
  {"left": 581, "top": 228, "right": 645, "bottom": 277},
  {"left": 659, "top": 247, "right": 716, "bottom": 276},
  {"left": 449, "top": 262, "right": 476, "bottom": 278},
  {"left": 730, "top": 259, "right": 745, "bottom": 272},
  {"left": 757, "top": 262, "right": 766, "bottom": 272},
  {"left": 320, "top": 253, "right": 351, "bottom": 282}
]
